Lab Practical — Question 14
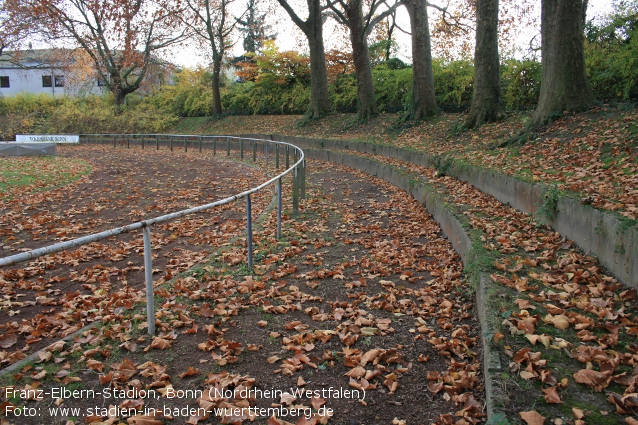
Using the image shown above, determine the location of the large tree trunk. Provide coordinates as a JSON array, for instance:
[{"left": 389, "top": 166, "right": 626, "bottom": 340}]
[
  {"left": 532, "top": 0, "right": 594, "bottom": 126},
  {"left": 306, "top": 0, "right": 331, "bottom": 118},
  {"left": 464, "top": 0, "right": 505, "bottom": 128},
  {"left": 405, "top": 0, "right": 438, "bottom": 120},
  {"left": 112, "top": 84, "right": 125, "bottom": 115},
  {"left": 212, "top": 56, "right": 223, "bottom": 116},
  {"left": 346, "top": 0, "right": 378, "bottom": 120},
  {"left": 277, "top": 0, "right": 331, "bottom": 118}
]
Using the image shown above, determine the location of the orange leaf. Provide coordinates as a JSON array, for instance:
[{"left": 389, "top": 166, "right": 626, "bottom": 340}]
[
  {"left": 0, "top": 334, "right": 18, "bottom": 348},
  {"left": 344, "top": 366, "right": 366, "bottom": 379},
  {"left": 144, "top": 338, "right": 172, "bottom": 352},
  {"left": 280, "top": 392, "right": 296, "bottom": 405},
  {"left": 573, "top": 369, "right": 611, "bottom": 390},
  {"left": 427, "top": 381, "right": 443, "bottom": 394},
  {"left": 360, "top": 349, "right": 381, "bottom": 367},
  {"left": 519, "top": 410, "right": 545, "bottom": 425},
  {"left": 542, "top": 387, "right": 562, "bottom": 404},
  {"left": 178, "top": 367, "right": 199, "bottom": 378},
  {"left": 99, "top": 372, "right": 113, "bottom": 385},
  {"left": 86, "top": 359, "right": 104, "bottom": 372},
  {"left": 311, "top": 397, "right": 325, "bottom": 410}
]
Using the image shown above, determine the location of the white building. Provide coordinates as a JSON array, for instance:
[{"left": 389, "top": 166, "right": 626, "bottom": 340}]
[{"left": 0, "top": 49, "right": 104, "bottom": 97}]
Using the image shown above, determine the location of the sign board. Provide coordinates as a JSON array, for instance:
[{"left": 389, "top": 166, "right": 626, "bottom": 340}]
[{"left": 16, "top": 135, "right": 79, "bottom": 143}]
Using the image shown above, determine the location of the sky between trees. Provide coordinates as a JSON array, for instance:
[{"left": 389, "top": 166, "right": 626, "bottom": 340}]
[{"left": 165, "top": 0, "right": 610, "bottom": 67}]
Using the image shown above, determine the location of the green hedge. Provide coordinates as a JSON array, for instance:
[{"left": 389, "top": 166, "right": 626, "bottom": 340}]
[
  {"left": 213, "top": 59, "right": 543, "bottom": 114},
  {"left": 585, "top": 5, "right": 638, "bottom": 101},
  {"left": 0, "top": 93, "right": 178, "bottom": 139},
  {"left": 0, "top": 93, "right": 62, "bottom": 115},
  {"left": 501, "top": 59, "right": 541, "bottom": 110}
]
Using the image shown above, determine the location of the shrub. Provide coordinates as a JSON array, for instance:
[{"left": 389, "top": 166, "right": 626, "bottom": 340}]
[
  {"left": 330, "top": 74, "right": 358, "bottom": 113},
  {"left": 374, "top": 67, "right": 411, "bottom": 113},
  {"left": 0, "top": 93, "right": 62, "bottom": 115},
  {"left": 432, "top": 59, "right": 474, "bottom": 111},
  {"left": 585, "top": 3, "right": 638, "bottom": 101},
  {"left": 221, "top": 82, "right": 254, "bottom": 114},
  {"left": 155, "top": 68, "right": 214, "bottom": 117},
  {"left": 32, "top": 95, "right": 178, "bottom": 135},
  {"left": 501, "top": 59, "right": 541, "bottom": 110}
]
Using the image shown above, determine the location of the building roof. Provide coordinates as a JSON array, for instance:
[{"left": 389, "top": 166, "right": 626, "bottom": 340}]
[
  {"left": 0, "top": 48, "right": 177, "bottom": 77},
  {"left": 0, "top": 48, "right": 70, "bottom": 70}
]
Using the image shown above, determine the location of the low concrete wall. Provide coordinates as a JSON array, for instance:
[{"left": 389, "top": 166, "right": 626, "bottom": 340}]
[
  {"left": 242, "top": 134, "right": 637, "bottom": 288},
  {"left": 0, "top": 142, "right": 57, "bottom": 156}
]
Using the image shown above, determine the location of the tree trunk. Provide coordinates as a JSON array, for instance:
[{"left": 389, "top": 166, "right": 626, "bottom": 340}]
[
  {"left": 532, "top": 0, "right": 594, "bottom": 126},
  {"left": 306, "top": 0, "right": 331, "bottom": 118},
  {"left": 383, "top": 13, "right": 396, "bottom": 62},
  {"left": 464, "top": 0, "right": 505, "bottom": 128},
  {"left": 347, "top": 0, "right": 378, "bottom": 120},
  {"left": 212, "top": 56, "right": 223, "bottom": 116},
  {"left": 405, "top": 0, "right": 438, "bottom": 120},
  {"left": 277, "top": 0, "right": 331, "bottom": 118},
  {"left": 113, "top": 85, "right": 125, "bottom": 115}
]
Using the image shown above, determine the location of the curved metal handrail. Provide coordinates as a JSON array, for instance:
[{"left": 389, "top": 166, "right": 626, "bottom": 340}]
[{"left": 0, "top": 134, "right": 306, "bottom": 334}]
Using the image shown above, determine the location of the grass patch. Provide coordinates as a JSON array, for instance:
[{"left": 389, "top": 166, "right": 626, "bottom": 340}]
[{"left": 0, "top": 156, "right": 91, "bottom": 199}]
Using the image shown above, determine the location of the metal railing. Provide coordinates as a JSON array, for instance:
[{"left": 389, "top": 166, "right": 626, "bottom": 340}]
[{"left": 0, "top": 134, "right": 307, "bottom": 335}]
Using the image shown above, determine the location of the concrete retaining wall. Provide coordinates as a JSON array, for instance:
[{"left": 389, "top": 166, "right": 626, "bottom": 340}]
[{"left": 0, "top": 142, "right": 57, "bottom": 156}]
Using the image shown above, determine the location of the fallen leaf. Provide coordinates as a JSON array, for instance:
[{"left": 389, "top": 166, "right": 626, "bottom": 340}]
[
  {"left": 520, "top": 410, "right": 545, "bottom": 425},
  {"left": 542, "top": 387, "right": 562, "bottom": 404}
]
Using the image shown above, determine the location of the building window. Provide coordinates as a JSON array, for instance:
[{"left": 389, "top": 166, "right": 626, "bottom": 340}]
[
  {"left": 42, "top": 76, "right": 52, "bottom": 87},
  {"left": 54, "top": 75, "right": 65, "bottom": 87},
  {"left": 0, "top": 76, "right": 9, "bottom": 88}
]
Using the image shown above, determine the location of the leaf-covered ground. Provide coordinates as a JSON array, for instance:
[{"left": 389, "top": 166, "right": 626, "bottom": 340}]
[
  {"left": 0, "top": 146, "right": 485, "bottom": 425},
  {"left": 176, "top": 105, "right": 638, "bottom": 221},
  {"left": 0, "top": 145, "right": 270, "bottom": 359}
]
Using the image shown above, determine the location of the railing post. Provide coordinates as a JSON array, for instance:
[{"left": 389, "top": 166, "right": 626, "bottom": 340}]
[
  {"left": 227, "top": 137, "right": 230, "bottom": 156},
  {"left": 300, "top": 159, "right": 306, "bottom": 199},
  {"left": 126, "top": 135, "right": 130, "bottom": 149},
  {"left": 156, "top": 135, "right": 159, "bottom": 150},
  {"left": 199, "top": 136, "right": 202, "bottom": 153},
  {"left": 240, "top": 138, "right": 244, "bottom": 159},
  {"left": 213, "top": 137, "right": 216, "bottom": 155},
  {"left": 286, "top": 146, "right": 290, "bottom": 169},
  {"left": 142, "top": 136, "right": 145, "bottom": 149},
  {"left": 276, "top": 144, "right": 279, "bottom": 169},
  {"left": 277, "top": 177, "right": 282, "bottom": 240},
  {"left": 292, "top": 165, "right": 299, "bottom": 215},
  {"left": 184, "top": 136, "right": 187, "bottom": 152},
  {"left": 246, "top": 195, "right": 253, "bottom": 271},
  {"left": 143, "top": 226, "right": 156, "bottom": 336},
  {"left": 266, "top": 141, "right": 269, "bottom": 166},
  {"left": 170, "top": 137, "right": 173, "bottom": 151},
  {"left": 252, "top": 140, "right": 256, "bottom": 162},
  {"left": 113, "top": 135, "right": 116, "bottom": 148}
]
